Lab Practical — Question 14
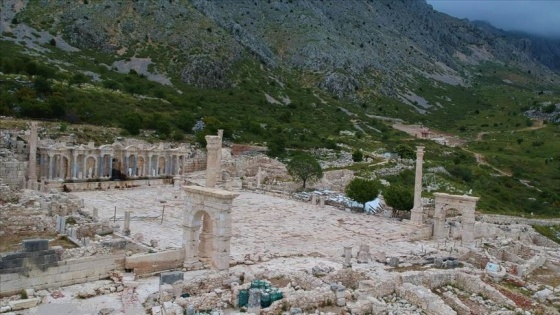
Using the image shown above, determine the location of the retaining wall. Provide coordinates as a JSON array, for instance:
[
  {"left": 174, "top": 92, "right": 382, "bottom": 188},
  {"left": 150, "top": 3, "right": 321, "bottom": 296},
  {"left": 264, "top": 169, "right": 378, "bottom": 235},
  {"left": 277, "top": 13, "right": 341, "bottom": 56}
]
[
  {"left": 477, "top": 215, "right": 560, "bottom": 227},
  {"left": 0, "top": 254, "right": 124, "bottom": 296},
  {"left": 48, "top": 178, "right": 170, "bottom": 192}
]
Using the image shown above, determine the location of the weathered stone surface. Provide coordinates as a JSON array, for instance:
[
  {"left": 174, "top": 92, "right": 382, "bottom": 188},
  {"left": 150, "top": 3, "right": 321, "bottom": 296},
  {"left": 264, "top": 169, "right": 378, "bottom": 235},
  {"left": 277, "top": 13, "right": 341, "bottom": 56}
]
[{"left": 8, "top": 298, "right": 41, "bottom": 311}]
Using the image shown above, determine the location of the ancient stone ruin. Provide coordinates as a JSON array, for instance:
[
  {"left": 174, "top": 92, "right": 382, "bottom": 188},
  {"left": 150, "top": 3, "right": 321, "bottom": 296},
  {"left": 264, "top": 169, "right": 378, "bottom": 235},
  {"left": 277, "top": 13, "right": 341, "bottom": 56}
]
[{"left": 1, "top": 123, "right": 559, "bottom": 314}]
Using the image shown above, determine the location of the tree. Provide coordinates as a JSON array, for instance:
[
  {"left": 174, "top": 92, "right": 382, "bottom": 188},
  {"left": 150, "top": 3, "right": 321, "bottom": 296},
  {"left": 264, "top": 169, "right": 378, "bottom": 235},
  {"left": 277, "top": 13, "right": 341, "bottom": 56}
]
[
  {"left": 395, "top": 144, "right": 415, "bottom": 159},
  {"left": 352, "top": 149, "right": 363, "bottom": 162},
  {"left": 384, "top": 185, "right": 413, "bottom": 211},
  {"left": 69, "top": 73, "right": 89, "bottom": 87},
  {"left": 345, "top": 178, "right": 381, "bottom": 210},
  {"left": 33, "top": 76, "right": 53, "bottom": 97},
  {"left": 287, "top": 153, "right": 323, "bottom": 189},
  {"left": 267, "top": 136, "right": 286, "bottom": 157},
  {"left": 121, "top": 113, "right": 143, "bottom": 136}
]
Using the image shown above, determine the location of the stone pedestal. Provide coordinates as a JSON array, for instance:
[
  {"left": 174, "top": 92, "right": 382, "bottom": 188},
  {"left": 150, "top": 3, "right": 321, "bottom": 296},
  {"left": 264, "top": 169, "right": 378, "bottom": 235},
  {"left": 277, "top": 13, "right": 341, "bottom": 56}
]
[
  {"left": 356, "top": 245, "right": 371, "bottom": 263},
  {"left": 247, "top": 288, "right": 261, "bottom": 314},
  {"left": 343, "top": 246, "right": 352, "bottom": 268}
]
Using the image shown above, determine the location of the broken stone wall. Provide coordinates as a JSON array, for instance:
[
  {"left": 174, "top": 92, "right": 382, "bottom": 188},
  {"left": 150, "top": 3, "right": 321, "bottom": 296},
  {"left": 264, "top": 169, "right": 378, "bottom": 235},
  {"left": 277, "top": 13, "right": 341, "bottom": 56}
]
[
  {"left": 0, "top": 240, "right": 59, "bottom": 276},
  {"left": 310, "top": 169, "right": 354, "bottom": 192},
  {"left": 0, "top": 160, "right": 27, "bottom": 188},
  {"left": 0, "top": 200, "right": 55, "bottom": 237},
  {"left": 0, "top": 253, "right": 124, "bottom": 296},
  {"left": 0, "top": 189, "right": 82, "bottom": 237}
]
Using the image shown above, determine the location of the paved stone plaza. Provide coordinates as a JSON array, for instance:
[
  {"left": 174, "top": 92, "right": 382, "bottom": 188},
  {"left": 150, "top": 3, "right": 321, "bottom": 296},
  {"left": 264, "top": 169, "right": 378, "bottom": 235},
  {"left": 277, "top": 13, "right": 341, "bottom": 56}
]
[{"left": 74, "top": 182, "right": 424, "bottom": 262}]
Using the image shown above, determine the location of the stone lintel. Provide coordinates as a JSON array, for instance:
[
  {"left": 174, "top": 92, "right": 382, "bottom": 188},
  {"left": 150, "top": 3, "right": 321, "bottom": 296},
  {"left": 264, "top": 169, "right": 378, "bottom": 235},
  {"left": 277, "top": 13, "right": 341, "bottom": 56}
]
[
  {"left": 183, "top": 185, "right": 239, "bottom": 200},
  {"left": 433, "top": 192, "right": 479, "bottom": 202}
]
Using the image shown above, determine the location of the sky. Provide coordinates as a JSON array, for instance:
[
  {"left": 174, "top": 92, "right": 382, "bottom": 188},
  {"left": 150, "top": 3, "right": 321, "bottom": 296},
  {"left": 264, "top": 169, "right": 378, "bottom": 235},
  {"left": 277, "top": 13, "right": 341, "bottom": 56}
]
[{"left": 426, "top": 0, "right": 560, "bottom": 38}]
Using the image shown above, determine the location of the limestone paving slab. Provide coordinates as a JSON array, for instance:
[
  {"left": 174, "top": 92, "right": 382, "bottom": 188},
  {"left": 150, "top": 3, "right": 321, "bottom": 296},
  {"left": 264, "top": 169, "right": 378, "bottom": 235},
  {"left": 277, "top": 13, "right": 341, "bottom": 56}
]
[{"left": 74, "top": 186, "right": 424, "bottom": 260}]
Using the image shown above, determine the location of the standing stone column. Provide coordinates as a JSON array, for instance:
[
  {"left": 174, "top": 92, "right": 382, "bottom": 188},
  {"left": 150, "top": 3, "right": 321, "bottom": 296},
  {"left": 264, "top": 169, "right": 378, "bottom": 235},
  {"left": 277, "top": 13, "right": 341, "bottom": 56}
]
[
  {"left": 410, "top": 146, "right": 425, "bottom": 224},
  {"left": 82, "top": 155, "right": 87, "bottom": 179},
  {"left": 26, "top": 122, "right": 38, "bottom": 188},
  {"left": 72, "top": 153, "right": 78, "bottom": 179},
  {"left": 148, "top": 154, "right": 152, "bottom": 177},
  {"left": 48, "top": 154, "right": 54, "bottom": 180},
  {"left": 123, "top": 211, "right": 131, "bottom": 236},
  {"left": 217, "top": 130, "right": 223, "bottom": 178},
  {"left": 256, "top": 166, "right": 262, "bottom": 189},
  {"left": 205, "top": 136, "right": 222, "bottom": 188},
  {"left": 319, "top": 195, "right": 326, "bottom": 208}
]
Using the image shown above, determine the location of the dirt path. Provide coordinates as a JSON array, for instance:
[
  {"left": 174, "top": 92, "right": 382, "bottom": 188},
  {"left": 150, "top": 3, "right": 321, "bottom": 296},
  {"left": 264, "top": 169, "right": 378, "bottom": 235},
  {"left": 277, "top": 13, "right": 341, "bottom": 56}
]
[
  {"left": 462, "top": 148, "right": 512, "bottom": 176},
  {"left": 475, "top": 120, "right": 545, "bottom": 141}
]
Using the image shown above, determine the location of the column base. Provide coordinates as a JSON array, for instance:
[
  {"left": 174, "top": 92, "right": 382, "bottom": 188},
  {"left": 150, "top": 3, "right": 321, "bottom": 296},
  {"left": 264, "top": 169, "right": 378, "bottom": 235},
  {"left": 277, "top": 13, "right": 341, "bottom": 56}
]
[{"left": 410, "top": 208, "right": 424, "bottom": 225}]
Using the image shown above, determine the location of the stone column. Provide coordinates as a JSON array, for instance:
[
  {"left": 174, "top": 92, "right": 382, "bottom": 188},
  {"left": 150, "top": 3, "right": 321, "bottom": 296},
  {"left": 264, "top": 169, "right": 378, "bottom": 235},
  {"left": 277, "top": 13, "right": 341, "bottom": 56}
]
[
  {"left": 256, "top": 167, "right": 262, "bottom": 189},
  {"left": 217, "top": 130, "right": 223, "bottom": 175},
  {"left": 26, "top": 122, "right": 38, "bottom": 187},
  {"left": 59, "top": 155, "right": 64, "bottom": 179},
  {"left": 99, "top": 155, "right": 104, "bottom": 178},
  {"left": 123, "top": 211, "right": 131, "bottom": 236},
  {"left": 410, "top": 146, "right": 425, "bottom": 224},
  {"left": 109, "top": 155, "right": 113, "bottom": 178},
  {"left": 205, "top": 136, "right": 222, "bottom": 188},
  {"left": 48, "top": 154, "right": 54, "bottom": 180},
  {"left": 73, "top": 153, "right": 78, "bottom": 179},
  {"left": 148, "top": 154, "right": 153, "bottom": 177},
  {"left": 38, "top": 153, "right": 44, "bottom": 179},
  {"left": 319, "top": 195, "right": 326, "bottom": 208},
  {"left": 311, "top": 194, "right": 317, "bottom": 205},
  {"left": 82, "top": 155, "right": 87, "bottom": 179},
  {"left": 124, "top": 154, "right": 129, "bottom": 176}
]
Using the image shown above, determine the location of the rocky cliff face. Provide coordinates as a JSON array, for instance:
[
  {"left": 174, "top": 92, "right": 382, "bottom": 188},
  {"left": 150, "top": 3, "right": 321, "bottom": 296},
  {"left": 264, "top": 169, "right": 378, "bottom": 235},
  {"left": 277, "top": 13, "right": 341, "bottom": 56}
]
[{"left": 10, "top": 0, "right": 558, "bottom": 100}]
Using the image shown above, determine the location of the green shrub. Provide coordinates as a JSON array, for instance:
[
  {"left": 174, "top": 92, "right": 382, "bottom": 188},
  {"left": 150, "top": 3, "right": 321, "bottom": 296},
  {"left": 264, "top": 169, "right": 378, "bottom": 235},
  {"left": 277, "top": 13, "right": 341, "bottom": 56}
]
[
  {"left": 345, "top": 178, "right": 381, "bottom": 210},
  {"left": 384, "top": 185, "right": 413, "bottom": 211}
]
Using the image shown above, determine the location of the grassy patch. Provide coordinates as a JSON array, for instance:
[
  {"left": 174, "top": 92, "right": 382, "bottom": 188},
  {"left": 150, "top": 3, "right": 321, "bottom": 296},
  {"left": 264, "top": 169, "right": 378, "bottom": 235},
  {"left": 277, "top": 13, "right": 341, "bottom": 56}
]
[{"left": 532, "top": 225, "right": 560, "bottom": 244}]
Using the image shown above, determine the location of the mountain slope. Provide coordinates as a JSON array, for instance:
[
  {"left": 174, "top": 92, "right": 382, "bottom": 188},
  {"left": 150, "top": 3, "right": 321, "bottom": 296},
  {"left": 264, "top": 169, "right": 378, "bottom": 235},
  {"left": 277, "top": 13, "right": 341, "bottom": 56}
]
[{"left": 8, "top": 0, "right": 557, "bottom": 102}]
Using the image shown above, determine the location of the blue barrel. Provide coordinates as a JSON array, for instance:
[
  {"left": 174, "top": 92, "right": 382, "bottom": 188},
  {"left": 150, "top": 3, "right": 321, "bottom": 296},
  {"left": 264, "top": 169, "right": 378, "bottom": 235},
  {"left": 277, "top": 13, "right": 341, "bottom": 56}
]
[
  {"left": 251, "top": 280, "right": 261, "bottom": 289},
  {"left": 238, "top": 289, "right": 249, "bottom": 307},
  {"left": 260, "top": 291, "right": 271, "bottom": 308}
]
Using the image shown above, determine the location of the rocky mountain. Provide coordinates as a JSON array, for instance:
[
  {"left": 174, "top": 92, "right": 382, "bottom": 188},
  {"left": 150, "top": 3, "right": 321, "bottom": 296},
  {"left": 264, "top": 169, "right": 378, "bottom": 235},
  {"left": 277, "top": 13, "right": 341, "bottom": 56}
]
[
  {"left": 4, "top": 0, "right": 558, "bottom": 105},
  {"left": 472, "top": 20, "right": 560, "bottom": 73}
]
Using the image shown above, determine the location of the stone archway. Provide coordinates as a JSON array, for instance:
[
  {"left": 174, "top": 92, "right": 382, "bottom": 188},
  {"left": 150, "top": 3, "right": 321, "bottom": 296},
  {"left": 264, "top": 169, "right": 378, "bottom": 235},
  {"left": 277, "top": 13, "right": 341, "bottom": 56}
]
[
  {"left": 433, "top": 193, "right": 479, "bottom": 245},
  {"left": 183, "top": 186, "right": 238, "bottom": 271}
]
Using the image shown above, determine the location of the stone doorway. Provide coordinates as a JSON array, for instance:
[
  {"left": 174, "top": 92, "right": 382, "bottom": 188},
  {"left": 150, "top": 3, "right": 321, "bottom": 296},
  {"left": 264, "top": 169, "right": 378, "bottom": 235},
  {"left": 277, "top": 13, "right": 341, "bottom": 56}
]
[
  {"left": 433, "top": 193, "right": 479, "bottom": 245},
  {"left": 183, "top": 186, "right": 238, "bottom": 271}
]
